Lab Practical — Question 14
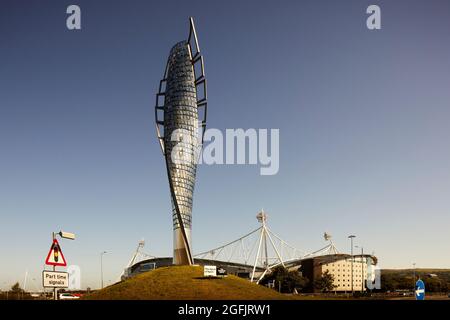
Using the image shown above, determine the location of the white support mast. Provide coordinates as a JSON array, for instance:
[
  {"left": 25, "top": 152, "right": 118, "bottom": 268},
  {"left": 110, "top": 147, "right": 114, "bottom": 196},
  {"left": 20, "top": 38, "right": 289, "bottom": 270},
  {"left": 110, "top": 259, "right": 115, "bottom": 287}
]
[
  {"left": 250, "top": 210, "right": 287, "bottom": 283},
  {"left": 119, "top": 239, "right": 155, "bottom": 281}
]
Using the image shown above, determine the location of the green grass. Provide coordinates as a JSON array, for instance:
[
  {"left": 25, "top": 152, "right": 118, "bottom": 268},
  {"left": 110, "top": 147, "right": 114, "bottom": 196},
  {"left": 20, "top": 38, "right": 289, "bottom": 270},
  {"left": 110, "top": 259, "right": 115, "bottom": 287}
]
[{"left": 84, "top": 266, "right": 288, "bottom": 300}]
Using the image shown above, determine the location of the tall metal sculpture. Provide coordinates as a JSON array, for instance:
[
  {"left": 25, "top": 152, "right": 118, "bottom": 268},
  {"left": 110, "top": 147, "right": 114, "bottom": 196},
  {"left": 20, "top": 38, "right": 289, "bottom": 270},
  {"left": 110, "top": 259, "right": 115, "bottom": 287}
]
[{"left": 155, "top": 18, "right": 207, "bottom": 265}]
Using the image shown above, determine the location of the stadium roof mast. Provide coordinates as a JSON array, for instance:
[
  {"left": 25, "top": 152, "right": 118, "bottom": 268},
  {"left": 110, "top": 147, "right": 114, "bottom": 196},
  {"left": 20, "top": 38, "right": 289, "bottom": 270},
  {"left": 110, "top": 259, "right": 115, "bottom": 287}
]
[
  {"left": 119, "top": 239, "right": 155, "bottom": 281},
  {"left": 251, "top": 210, "right": 286, "bottom": 282},
  {"left": 324, "top": 232, "right": 339, "bottom": 254},
  {"left": 128, "top": 240, "right": 146, "bottom": 268}
]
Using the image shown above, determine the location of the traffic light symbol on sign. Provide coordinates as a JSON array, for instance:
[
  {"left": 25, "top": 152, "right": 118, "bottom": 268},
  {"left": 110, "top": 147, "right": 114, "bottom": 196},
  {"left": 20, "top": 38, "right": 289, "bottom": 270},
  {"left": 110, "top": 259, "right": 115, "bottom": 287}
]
[{"left": 53, "top": 243, "right": 59, "bottom": 262}]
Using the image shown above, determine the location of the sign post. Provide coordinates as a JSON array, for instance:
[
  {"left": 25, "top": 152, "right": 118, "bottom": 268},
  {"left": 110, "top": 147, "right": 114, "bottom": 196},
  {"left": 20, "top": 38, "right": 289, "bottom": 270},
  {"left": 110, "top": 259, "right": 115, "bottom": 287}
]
[
  {"left": 415, "top": 279, "right": 425, "bottom": 300},
  {"left": 44, "top": 232, "right": 70, "bottom": 300}
]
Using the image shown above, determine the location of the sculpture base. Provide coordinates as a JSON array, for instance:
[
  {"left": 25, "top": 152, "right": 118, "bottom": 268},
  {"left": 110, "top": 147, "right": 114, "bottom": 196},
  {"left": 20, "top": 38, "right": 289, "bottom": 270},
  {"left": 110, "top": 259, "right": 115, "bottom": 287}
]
[{"left": 173, "top": 228, "right": 193, "bottom": 265}]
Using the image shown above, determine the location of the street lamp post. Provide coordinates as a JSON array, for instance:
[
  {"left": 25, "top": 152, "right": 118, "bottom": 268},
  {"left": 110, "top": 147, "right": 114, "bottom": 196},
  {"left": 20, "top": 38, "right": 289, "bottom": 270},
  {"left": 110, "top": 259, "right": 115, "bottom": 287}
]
[
  {"left": 101, "top": 251, "right": 108, "bottom": 289},
  {"left": 348, "top": 235, "right": 356, "bottom": 295},
  {"left": 51, "top": 231, "right": 75, "bottom": 300}
]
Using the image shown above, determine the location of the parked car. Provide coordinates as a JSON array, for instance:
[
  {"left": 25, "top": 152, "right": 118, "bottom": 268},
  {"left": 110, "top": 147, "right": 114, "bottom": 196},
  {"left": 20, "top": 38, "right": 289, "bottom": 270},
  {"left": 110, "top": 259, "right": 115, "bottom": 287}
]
[{"left": 59, "top": 293, "right": 80, "bottom": 300}]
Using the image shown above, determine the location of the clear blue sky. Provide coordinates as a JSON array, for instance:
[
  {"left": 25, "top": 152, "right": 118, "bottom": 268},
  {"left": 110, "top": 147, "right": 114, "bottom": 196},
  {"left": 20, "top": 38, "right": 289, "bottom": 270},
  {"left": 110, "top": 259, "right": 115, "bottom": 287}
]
[{"left": 1, "top": 0, "right": 450, "bottom": 290}]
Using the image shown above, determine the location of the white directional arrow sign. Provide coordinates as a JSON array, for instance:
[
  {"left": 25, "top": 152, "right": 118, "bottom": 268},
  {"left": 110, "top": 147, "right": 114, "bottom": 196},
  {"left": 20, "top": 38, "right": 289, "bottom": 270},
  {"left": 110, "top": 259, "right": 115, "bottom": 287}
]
[{"left": 415, "top": 279, "right": 425, "bottom": 300}]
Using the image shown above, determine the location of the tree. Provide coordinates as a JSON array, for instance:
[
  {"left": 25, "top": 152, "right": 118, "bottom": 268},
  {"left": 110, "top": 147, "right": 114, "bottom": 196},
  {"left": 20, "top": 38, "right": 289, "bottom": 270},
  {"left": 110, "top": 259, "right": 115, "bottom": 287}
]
[
  {"left": 11, "top": 282, "right": 24, "bottom": 293},
  {"left": 314, "top": 271, "right": 337, "bottom": 293},
  {"left": 260, "top": 266, "right": 309, "bottom": 293},
  {"left": 5, "top": 282, "right": 32, "bottom": 300},
  {"left": 380, "top": 271, "right": 450, "bottom": 293},
  {"left": 424, "top": 277, "right": 447, "bottom": 293}
]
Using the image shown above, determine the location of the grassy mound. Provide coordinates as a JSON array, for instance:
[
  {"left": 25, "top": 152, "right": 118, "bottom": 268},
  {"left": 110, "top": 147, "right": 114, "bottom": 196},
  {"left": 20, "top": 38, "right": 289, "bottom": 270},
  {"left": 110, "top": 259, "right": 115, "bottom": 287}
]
[{"left": 84, "top": 265, "right": 287, "bottom": 300}]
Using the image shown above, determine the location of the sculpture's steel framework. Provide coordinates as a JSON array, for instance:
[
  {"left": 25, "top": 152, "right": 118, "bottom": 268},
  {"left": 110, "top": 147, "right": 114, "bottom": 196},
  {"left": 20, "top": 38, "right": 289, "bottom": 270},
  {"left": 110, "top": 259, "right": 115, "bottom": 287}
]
[{"left": 155, "top": 18, "right": 207, "bottom": 265}]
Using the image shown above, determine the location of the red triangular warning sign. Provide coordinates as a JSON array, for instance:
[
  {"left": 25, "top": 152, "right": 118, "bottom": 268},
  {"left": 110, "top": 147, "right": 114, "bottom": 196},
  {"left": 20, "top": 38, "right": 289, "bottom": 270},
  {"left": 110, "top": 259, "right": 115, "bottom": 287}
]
[{"left": 45, "top": 239, "right": 67, "bottom": 266}]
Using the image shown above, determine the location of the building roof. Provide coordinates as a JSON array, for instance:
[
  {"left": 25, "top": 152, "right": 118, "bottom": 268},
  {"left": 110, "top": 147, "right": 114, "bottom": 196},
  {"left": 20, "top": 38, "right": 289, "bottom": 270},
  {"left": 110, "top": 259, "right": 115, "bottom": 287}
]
[{"left": 301, "top": 253, "right": 378, "bottom": 266}]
